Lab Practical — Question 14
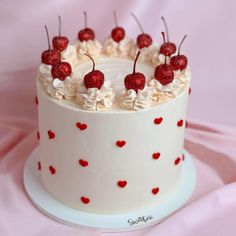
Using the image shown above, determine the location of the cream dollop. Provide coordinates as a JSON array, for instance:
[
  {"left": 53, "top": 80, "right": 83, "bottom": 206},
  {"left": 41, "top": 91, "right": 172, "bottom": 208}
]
[
  {"left": 148, "top": 67, "right": 192, "bottom": 104},
  {"left": 75, "top": 39, "right": 102, "bottom": 60},
  {"left": 47, "top": 77, "right": 80, "bottom": 100},
  {"left": 130, "top": 44, "right": 159, "bottom": 62},
  {"left": 77, "top": 81, "right": 115, "bottom": 110},
  {"left": 151, "top": 53, "right": 170, "bottom": 66},
  {"left": 121, "top": 88, "right": 152, "bottom": 111},
  {"left": 38, "top": 64, "right": 53, "bottom": 88},
  {"left": 103, "top": 37, "right": 134, "bottom": 57},
  {"left": 61, "top": 44, "right": 78, "bottom": 67}
]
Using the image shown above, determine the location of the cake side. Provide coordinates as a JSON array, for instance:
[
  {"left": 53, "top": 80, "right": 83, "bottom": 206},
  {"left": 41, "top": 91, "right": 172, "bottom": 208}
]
[{"left": 37, "top": 81, "right": 189, "bottom": 214}]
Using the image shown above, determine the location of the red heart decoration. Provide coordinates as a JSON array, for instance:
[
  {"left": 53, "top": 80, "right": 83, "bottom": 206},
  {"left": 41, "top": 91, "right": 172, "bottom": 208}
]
[
  {"left": 188, "top": 87, "right": 191, "bottom": 95},
  {"left": 116, "top": 140, "right": 126, "bottom": 148},
  {"left": 81, "top": 196, "right": 90, "bottom": 204},
  {"left": 154, "top": 117, "right": 163, "bottom": 125},
  {"left": 49, "top": 165, "right": 56, "bottom": 175},
  {"left": 177, "top": 119, "right": 184, "bottom": 127},
  {"left": 35, "top": 96, "right": 38, "bottom": 105},
  {"left": 37, "top": 131, "right": 40, "bottom": 140},
  {"left": 38, "top": 161, "right": 41, "bottom": 170},
  {"left": 174, "top": 157, "right": 181, "bottom": 165},
  {"left": 48, "top": 130, "right": 55, "bottom": 139},
  {"left": 152, "top": 187, "right": 159, "bottom": 195},
  {"left": 79, "top": 159, "right": 88, "bottom": 167},
  {"left": 117, "top": 180, "right": 127, "bottom": 188},
  {"left": 76, "top": 122, "right": 87, "bottom": 131},
  {"left": 152, "top": 152, "right": 161, "bottom": 160}
]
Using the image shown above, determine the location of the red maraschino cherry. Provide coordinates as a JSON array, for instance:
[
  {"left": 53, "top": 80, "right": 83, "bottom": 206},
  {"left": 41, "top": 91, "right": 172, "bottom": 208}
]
[
  {"left": 159, "top": 17, "right": 176, "bottom": 56},
  {"left": 83, "top": 54, "right": 104, "bottom": 89},
  {"left": 78, "top": 11, "right": 95, "bottom": 42},
  {"left": 131, "top": 13, "right": 152, "bottom": 49},
  {"left": 51, "top": 62, "right": 72, "bottom": 81},
  {"left": 154, "top": 57, "right": 174, "bottom": 85},
  {"left": 170, "top": 35, "right": 188, "bottom": 71},
  {"left": 52, "top": 15, "right": 69, "bottom": 52},
  {"left": 111, "top": 11, "right": 125, "bottom": 43},
  {"left": 41, "top": 25, "right": 61, "bottom": 65},
  {"left": 124, "top": 51, "right": 146, "bottom": 93}
]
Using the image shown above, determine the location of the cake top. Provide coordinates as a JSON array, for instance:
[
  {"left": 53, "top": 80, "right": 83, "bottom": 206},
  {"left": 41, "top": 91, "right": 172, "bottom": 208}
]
[{"left": 38, "top": 13, "right": 191, "bottom": 112}]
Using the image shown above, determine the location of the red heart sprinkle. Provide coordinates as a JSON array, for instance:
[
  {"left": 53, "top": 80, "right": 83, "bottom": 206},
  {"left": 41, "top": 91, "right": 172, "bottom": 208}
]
[
  {"left": 81, "top": 196, "right": 90, "bottom": 204},
  {"left": 116, "top": 140, "right": 126, "bottom": 148},
  {"left": 174, "top": 157, "right": 181, "bottom": 165},
  {"left": 38, "top": 161, "right": 41, "bottom": 170},
  {"left": 37, "top": 131, "right": 40, "bottom": 140},
  {"left": 177, "top": 119, "right": 184, "bottom": 127},
  {"left": 182, "top": 154, "right": 185, "bottom": 161},
  {"left": 48, "top": 130, "right": 55, "bottom": 139},
  {"left": 117, "top": 180, "right": 127, "bottom": 188},
  {"left": 35, "top": 96, "right": 38, "bottom": 105},
  {"left": 79, "top": 159, "right": 88, "bottom": 167},
  {"left": 152, "top": 187, "right": 159, "bottom": 195},
  {"left": 76, "top": 122, "right": 87, "bottom": 131},
  {"left": 49, "top": 165, "right": 56, "bottom": 175},
  {"left": 189, "top": 87, "right": 191, "bottom": 95},
  {"left": 154, "top": 117, "right": 163, "bottom": 125},
  {"left": 152, "top": 152, "right": 161, "bottom": 160}
]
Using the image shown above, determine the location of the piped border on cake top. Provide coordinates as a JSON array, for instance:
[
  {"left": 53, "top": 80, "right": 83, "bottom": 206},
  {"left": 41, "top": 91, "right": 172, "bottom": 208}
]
[{"left": 38, "top": 13, "right": 191, "bottom": 111}]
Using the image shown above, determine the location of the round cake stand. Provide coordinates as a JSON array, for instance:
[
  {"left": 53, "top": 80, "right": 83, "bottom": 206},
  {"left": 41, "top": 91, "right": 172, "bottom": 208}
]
[{"left": 23, "top": 147, "right": 196, "bottom": 232}]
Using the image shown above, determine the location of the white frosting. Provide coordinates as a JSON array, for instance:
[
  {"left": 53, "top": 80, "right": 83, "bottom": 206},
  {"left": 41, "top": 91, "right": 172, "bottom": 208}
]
[
  {"left": 37, "top": 80, "right": 189, "bottom": 214},
  {"left": 47, "top": 77, "right": 80, "bottom": 100},
  {"left": 77, "top": 81, "right": 115, "bottom": 110},
  {"left": 151, "top": 53, "right": 170, "bottom": 66},
  {"left": 130, "top": 44, "right": 159, "bottom": 63},
  {"left": 75, "top": 39, "right": 102, "bottom": 60},
  {"left": 121, "top": 88, "right": 152, "bottom": 111},
  {"left": 61, "top": 44, "right": 78, "bottom": 68},
  {"left": 38, "top": 64, "right": 53, "bottom": 88},
  {"left": 103, "top": 37, "right": 134, "bottom": 57}
]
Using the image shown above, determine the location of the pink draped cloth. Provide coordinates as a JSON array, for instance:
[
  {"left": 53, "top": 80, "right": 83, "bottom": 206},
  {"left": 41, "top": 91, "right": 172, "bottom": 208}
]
[{"left": 1, "top": 0, "right": 236, "bottom": 235}]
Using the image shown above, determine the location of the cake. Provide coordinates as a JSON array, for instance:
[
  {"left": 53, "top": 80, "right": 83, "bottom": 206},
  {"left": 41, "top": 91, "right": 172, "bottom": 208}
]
[{"left": 36, "top": 13, "right": 191, "bottom": 215}]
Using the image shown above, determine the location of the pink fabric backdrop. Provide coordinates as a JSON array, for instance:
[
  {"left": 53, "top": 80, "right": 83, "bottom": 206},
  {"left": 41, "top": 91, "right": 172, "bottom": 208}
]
[{"left": 1, "top": 0, "right": 236, "bottom": 235}]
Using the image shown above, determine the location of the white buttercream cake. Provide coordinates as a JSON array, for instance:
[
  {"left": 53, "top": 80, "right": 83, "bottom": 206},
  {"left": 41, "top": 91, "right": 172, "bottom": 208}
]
[{"left": 36, "top": 14, "right": 191, "bottom": 214}]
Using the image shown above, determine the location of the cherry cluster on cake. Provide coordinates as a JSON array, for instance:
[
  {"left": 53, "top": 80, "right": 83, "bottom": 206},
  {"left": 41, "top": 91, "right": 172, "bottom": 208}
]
[{"left": 39, "top": 13, "right": 190, "bottom": 110}]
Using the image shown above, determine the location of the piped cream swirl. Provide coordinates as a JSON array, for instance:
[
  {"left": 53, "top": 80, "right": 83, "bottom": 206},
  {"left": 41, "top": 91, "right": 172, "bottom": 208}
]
[{"left": 103, "top": 37, "right": 134, "bottom": 57}]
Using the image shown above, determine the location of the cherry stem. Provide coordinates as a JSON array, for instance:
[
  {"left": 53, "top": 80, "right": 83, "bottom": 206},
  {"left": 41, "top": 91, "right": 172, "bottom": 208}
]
[
  {"left": 133, "top": 51, "right": 141, "bottom": 74},
  {"left": 161, "top": 16, "right": 169, "bottom": 42},
  {"left": 178, "top": 35, "right": 187, "bottom": 55},
  {"left": 131, "top": 13, "right": 144, "bottom": 34},
  {"left": 84, "top": 54, "right": 95, "bottom": 71},
  {"left": 58, "top": 15, "right": 61, "bottom": 37},
  {"left": 113, "top": 11, "right": 118, "bottom": 27},
  {"left": 44, "top": 25, "right": 51, "bottom": 50},
  {"left": 161, "top": 32, "right": 166, "bottom": 43},
  {"left": 84, "top": 11, "right": 88, "bottom": 28},
  {"left": 164, "top": 56, "right": 167, "bottom": 65}
]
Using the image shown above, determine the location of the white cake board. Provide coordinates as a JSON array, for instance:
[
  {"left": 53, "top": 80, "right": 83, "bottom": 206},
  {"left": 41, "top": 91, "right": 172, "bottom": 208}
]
[{"left": 23, "top": 147, "right": 196, "bottom": 232}]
